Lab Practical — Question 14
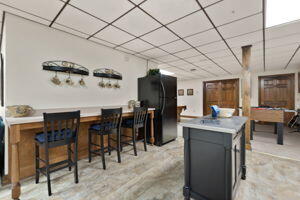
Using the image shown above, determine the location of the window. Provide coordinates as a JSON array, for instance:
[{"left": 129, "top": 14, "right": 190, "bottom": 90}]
[{"left": 266, "top": 0, "right": 300, "bottom": 27}]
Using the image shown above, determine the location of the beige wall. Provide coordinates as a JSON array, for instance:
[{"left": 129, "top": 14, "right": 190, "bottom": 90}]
[{"left": 178, "top": 68, "right": 300, "bottom": 116}]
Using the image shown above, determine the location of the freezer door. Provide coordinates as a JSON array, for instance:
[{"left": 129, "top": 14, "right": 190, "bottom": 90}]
[
  {"left": 138, "top": 75, "right": 161, "bottom": 108},
  {"left": 161, "top": 75, "right": 177, "bottom": 98},
  {"left": 161, "top": 98, "right": 177, "bottom": 144}
]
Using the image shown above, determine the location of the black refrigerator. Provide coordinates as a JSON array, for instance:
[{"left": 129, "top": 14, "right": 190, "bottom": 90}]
[{"left": 138, "top": 74, "right": 177, "bottom": 146}]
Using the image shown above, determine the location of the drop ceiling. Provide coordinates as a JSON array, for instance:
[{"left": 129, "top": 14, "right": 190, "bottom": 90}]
[{"left": 0, "top": 0, "right": 299, "bottom": 80}]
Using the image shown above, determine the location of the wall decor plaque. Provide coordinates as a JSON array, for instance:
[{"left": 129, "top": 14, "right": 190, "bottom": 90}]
[
  {"left": 178, "top": 89, "right": 184, "bottom": 96},
  {"left": 187, "top": 89, "right": 194, "bottom": 96}
]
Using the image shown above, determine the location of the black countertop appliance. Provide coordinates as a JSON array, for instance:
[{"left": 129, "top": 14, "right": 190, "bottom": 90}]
[{"left": 138, "top": 74, "right": 177, "bottom": 146}]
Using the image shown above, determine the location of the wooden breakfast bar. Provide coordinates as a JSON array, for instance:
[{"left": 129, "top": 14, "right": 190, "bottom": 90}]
[{"left": 5, "top": 106, "right": 155, "bottom": 200}]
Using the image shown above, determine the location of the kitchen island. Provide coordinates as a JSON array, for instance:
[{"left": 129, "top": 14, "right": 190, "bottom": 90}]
[
  {"left": 180, "top": 116, "right": 247, "bottom": 200},
  {"left": 5, "top": 106, "right": 155, "bottom": 200}
]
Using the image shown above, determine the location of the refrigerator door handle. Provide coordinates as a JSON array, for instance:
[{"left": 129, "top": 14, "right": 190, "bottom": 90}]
[{"left": 160, "top": 80, "right": 166, "bottom": 115}]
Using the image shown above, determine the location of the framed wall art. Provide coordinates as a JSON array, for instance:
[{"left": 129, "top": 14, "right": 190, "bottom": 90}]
[
  {"left": 187, "top": 89, "right": 193, "bottom": 96},
  {"left": 178, "top": 89, "right": 184, "bottom": 96}
]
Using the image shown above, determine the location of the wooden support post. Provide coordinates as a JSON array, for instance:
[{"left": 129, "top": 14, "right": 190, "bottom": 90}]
[{"left": 241, "top": 45, "right": 252, "bottom": 150}]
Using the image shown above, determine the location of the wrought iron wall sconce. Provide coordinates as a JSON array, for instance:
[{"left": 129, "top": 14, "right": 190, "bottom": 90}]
[
  {"left": 42, "top": 61, "right": 89, "bottom": 86},
  {"left": 93, "top": 68, "right": 122, "bottom": 89}
]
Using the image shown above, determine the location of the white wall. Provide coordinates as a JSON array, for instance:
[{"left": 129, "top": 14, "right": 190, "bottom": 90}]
[
  {"left": 178, "top": 68, "right": 300, "bottom": 116},
  {"left": 4, "top": 13, "right": 152, "bottom": 109},
  {"left": 2, "top": 13, "right": 158, "bottom": 175}
]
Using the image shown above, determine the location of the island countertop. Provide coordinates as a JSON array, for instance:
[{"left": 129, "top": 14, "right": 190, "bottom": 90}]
[{"left": 180, "top": 116, "right": 248, "bottom": 134}]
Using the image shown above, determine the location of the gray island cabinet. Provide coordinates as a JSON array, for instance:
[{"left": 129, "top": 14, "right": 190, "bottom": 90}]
[{"left": 181, "top": 116, "right": 247, "bottom": 200}]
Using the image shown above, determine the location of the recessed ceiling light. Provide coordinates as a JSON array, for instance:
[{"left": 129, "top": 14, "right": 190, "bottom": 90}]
[
  {"left": 266, "top": 0, "right": 300, "bottom": 27},
  {"left": 160, "top": 69, "right": 174, "bottom": 75},
  {"left": 190, "top": 69, "right": 196, "bottom": 72}
]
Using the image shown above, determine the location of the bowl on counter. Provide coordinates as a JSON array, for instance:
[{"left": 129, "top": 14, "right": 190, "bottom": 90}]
[
  {"left": 6, "top": 105, "right": 34, "bottom": 117},
  {"left": 218, "top": 108, "right": 235, "bottom": 118}
]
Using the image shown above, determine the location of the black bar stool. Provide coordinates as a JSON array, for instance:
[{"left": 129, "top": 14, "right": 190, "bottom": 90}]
[
  {"left": 121, "top": 106, "right": 148, "bottom": 156},
  {"left": 88, "top": 108, "right": 122, "bottom": 170},
  {"left": 35, "top": 110, "right": 80, "bottom": 196}
]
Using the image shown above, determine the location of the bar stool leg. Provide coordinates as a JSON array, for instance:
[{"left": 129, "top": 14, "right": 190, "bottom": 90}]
[
  {"left": 45, "top": 148, "right": 52, "bottom": 196},
  {"left": 35, "top": 143, "right": 40, "bottom": 184},
  {"left": 74, "top": 142, "right": 79, "bottom": 184},
  {"left": 68, "top": 143, "right": 72, "bottom": 171},
  {"left": 143, "top": 127, "right": 147, "bottom": 152},
  {"left": 120, "top": 129, "right": 123, "bottom": 152},
  {"left": 100, "top": 134, "right": 106, "bottom": 170},
  {"left": 132, "top": 127, "right": 137, "bottom": 156},
  {"left": 107, "top": 134, "right": 111, "bottom": 156},
  {"left": 117, "top": 129, "right": 121, "bottom": 163},
  {"left": 88, "top": 131, "right": 92, "bottom": 163}
]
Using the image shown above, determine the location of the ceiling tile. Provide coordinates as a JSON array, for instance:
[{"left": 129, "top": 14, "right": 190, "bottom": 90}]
[
  {"left": 174, "top": 48, "right": 200, "bottom": 58},
  {"left": 94, "top": 26, "right": 135, "bottom": 45},
  {"left": 160, "top": 40, "right": 191, "bottom": 53},
  {"left": 68, "top": 0, "right": 134, "bottom": 22},
  {"left": 115, "top": 46, "right": 137, "bottom": 54},
  {"left": 226, "top": 30, "right": 262, "bottom": 48},
  {"left": 89, "top": 37, "right": 117, "bottom": 48},
  {"left": 185, "top": 55, "right": 207, "bottom": 63},
  {"left": 266, "top": 20, "right": 300, "bottom": 40},
  {"left": 0, "top": 6, "right": 51, "bottom": 25},
  {"left": 56, "top": 5, "right": 107, "bottom": 35},
  {"left": 139, "top": 48, "right": 169, "bottom": 58},
  {"left": 213, "top": 56, "right": 239, "bottom": 65},
  {"left": 205, "top": 0, "right": 262, "bottom": 26},
  {"left": 141, "top": 27, "right": 178, "bottom": 46},
  {"left": 157, "top": 64, "right": 173, "bottom": 69},
  {"left": 200, "top": 63, "right": 228, "bottom": 76},
  {"left": 156, "top": 54, "right": 179, "bottom": 62},
  {"left": 185, "top": 29, "right": 221, "bottom": 47},
  {"left": 197, "top": 0, "right": 223, "bottom": 7},
  {"left": 167, "top": 10, "right": 212, "bottom": 37},
  {"left": 265, "top": 44, "right": 298, "bottom": 55},
  {"left": 197, "top": 40, "right": 227, "bottom": 53},
  {"left": 140, "top": 0, "right": 199, "bottom": 24},
  {"left": 265, "top": 33, "right": 300, "bottom": 49},
  {"left": 52, "top": 23, "right": 89, "bottom": 38},
  {"left": 114, "top": 8, "right": 160, "bottom": 36},
  {"left": 218, "top": 13, "right": 262, "bottom": 38},
  {"left": 1, "top": 0, "right": 64, "bottom": 22},
  {"left": 168, "top": 59, "right": 188, "bottom": 67},
  {"left": 121, "top": 38, "right": 154, "bottom": 52},
  {"left": 206, "top": 49, "right": 232, "bottom": 59}
]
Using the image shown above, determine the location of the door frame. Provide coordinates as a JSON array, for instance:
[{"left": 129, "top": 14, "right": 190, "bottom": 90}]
[
  {"left": 258, "top": 73, "right": 295, "bottom": 109},
  {"left": 203, "top": 78, "right": 240, "bottom": 115}
]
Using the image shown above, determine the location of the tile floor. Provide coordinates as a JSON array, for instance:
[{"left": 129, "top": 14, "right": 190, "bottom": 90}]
[{"left": 0, "top": 137, "right": 300, "bottom": 200}]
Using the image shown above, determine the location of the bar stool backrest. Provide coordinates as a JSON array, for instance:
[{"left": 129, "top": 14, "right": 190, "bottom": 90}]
[
  {"left": 133, "top": 106, "right": 148, "bottom": 128},
  {"left": 43, "top": 110, "right": 80, "bottom": 147},
  {"left": 100, "top": 108, "right": 123, "bottom": 132}
]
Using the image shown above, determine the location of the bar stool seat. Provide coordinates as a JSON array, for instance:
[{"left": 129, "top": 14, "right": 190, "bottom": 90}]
[
  {"left": 89, "top": 123, "right": 112, "bottom": 132},
  {"left": 121, "top": 119, "right": 134, "bottom": 128},
  {"left": 35, "top": 129, "right": 74, "bottom": 143}
]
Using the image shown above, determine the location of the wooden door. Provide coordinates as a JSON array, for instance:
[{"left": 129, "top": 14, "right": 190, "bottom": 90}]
[
  {"left": 203, "top": 81, "right": 220, "bottom": 115},
  {"left": 203, "top": 79, "right": 239, "bottom": 115},
  {"left": 259, "top": 74, "right": 295, "bottom": 124},
  {"left": 259, "top": 74, "right": 294, "bottom": 109}
]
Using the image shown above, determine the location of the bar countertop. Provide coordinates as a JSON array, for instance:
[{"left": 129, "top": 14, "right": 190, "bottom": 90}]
[
  {"left": 180, "top": 116, "right": 248, "bottom": 134},
  {"left": 6, "top": 105, "right": 155, "bottom": 125}
]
